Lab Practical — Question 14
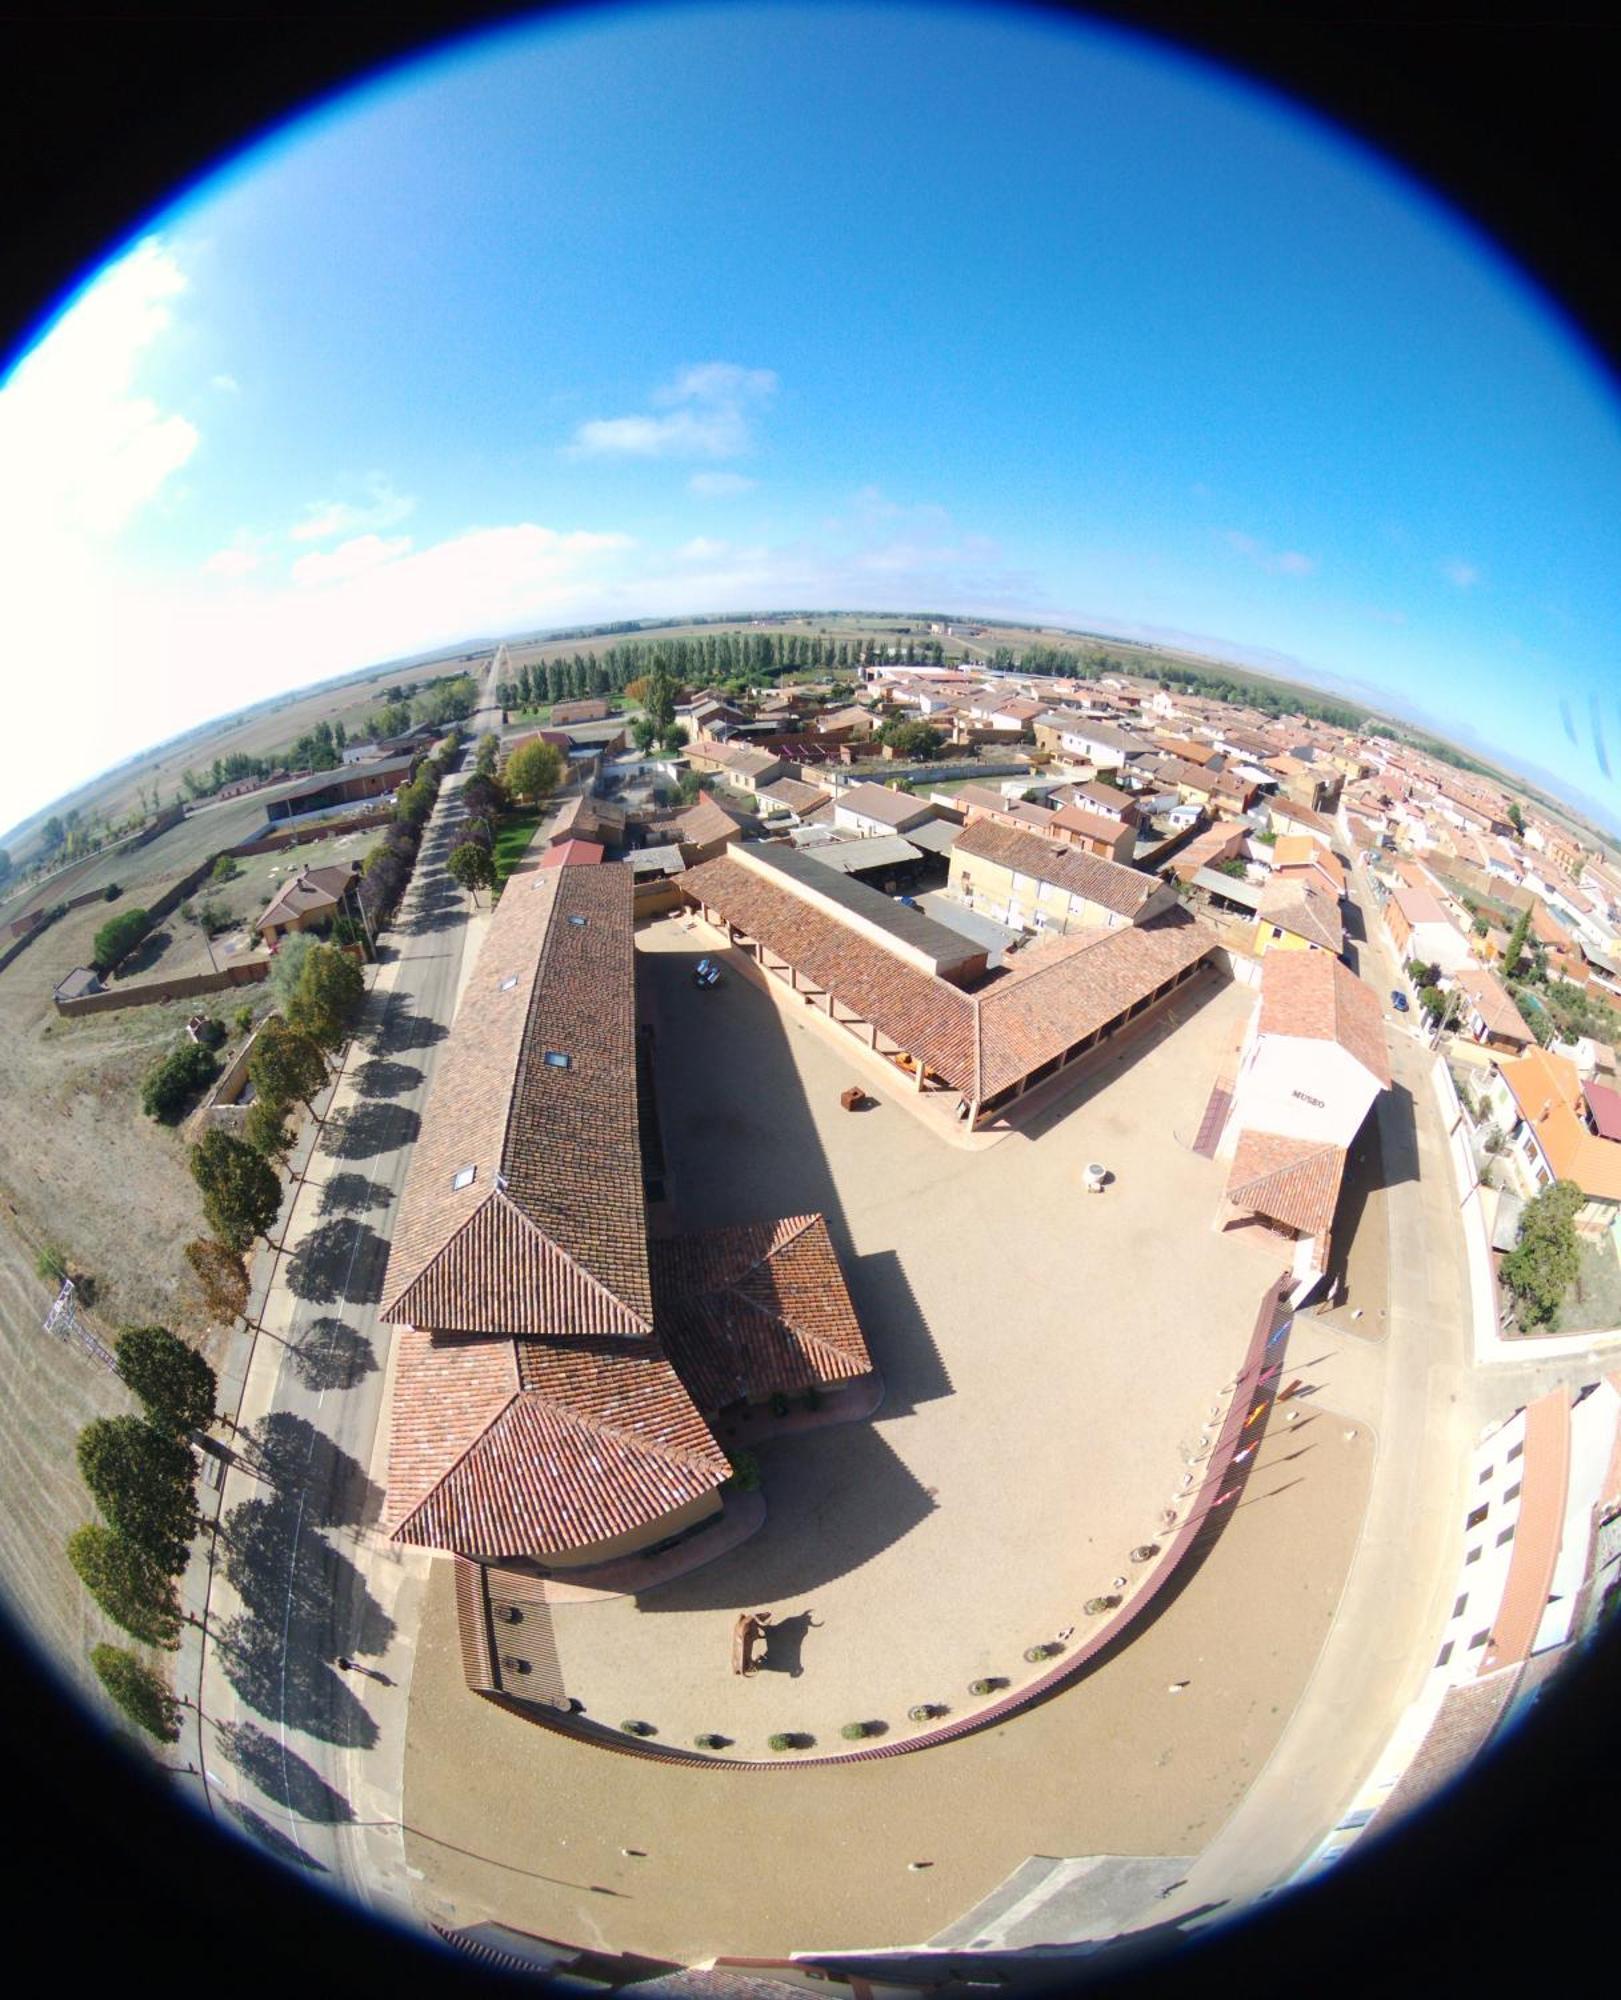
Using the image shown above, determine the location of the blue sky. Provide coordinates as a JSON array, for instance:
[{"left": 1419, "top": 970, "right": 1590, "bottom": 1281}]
[{"left": 3, "top": 1, "right": 1619, "bottom": 832}]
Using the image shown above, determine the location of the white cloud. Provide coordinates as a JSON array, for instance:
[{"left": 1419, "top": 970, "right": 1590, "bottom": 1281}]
[
  {"left": 211, "top": 372, "right": 240, "bottom": 393},
  {"left": 1441, "top": 559, "right": 1481, "bottom": 588},
  {"left": 289, "top": 473, "right": 415, "bottom": 543},
  {"left": 291, "top": 532, "right": 413, "bottom": 587},
  {"left": 0, "top": 235, "right": 199, "bottom": 543},
  {"left": 202, "top": 545, "right": 262, "bottom": 578},
  {"left": 570, "top": 362, "right": 776, "bottom": 459},
  {"left": 678, "top": 536, "right": 730, "bottom": 561},
  {"left": 689, "top": 470, "right": 757, "bottom": 498},
  {"left": 1223, "top": 529, "right": 1317, "bottom": 577}
]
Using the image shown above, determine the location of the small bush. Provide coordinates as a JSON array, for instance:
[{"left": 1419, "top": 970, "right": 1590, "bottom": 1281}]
[
  {"left": 727, "top": 1448, "right": 763, "bottom": 1493},
  {"left": 767, "top": 1732, "right": 806, "bottom": 1753},
  {"left": 769, "top": 1392, "right": 790, "bottom": 1418},
  {"left": 968, "top": 1678, "right": 1005, "bottom": 1697},
  {"left": 103, "top": 883, "right": 121, "bottom": 902},
  {"left": 142, "top": 1041, "right": 222, "bottom": 1123},
  {"left": 193, "top": 1016, "right": 227, "bottom": 1051},
  {"left": 840, "top": 1721, "right": 871, "bottom": 1741},
  {"left": 619, "top": 1719, "right": 654, "bottom": 1737},
  {"left": 1084, "top": 1595, "right": 1120, "bottom": 1616},
  {"left": 234, "top": 1006, "right": 255, "bottom": 1035},
  {"left": 1024, "top": 1643, "right": 1060, "bottom": 1663},
  {"left": 694, "top": 1732, "right": 730, "bottom": 1750},
  {"left": 36, "top": 1244, "right": 67, "bottom": 1284},
  {"left": 908, "top": 1704, "right": 944, "bottom": 1723}
]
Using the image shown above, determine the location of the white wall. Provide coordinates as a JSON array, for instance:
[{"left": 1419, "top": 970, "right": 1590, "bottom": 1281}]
[{"left": 1233, "top": 1034, "right": 1382, "bottom": 1149}]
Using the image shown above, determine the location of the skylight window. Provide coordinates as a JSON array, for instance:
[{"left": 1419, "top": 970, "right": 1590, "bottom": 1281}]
[
  {"left": 567, "top": 914, "right": 587, "bottom": 927},
  {"left": 499, "top": 974, "right": 519, "bottom": 991},
  {"left": 451, "top": 1164, "right": 477, "bottom": 1191},
  {"left": 543, "top": 1051, "right": 571, "bottom": 1070}
]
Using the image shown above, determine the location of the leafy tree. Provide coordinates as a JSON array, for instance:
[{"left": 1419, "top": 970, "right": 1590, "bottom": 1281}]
[
  {"left": 1504, "top": 903, "right": 1533, "bottom": 978},
  {"left": 284, "top": 940, "right": 364, "bottom": 1053},
  {"left": 1506, "top": 802, "right": 1526, "bottom": 836},
  {"left": 1500, "top": 1178, "right": 1584, "bottom": 1328},
  {"left": 505, "top": 738, "right": 565, "bottom": 805},
  {"left": 191, "top": 1130, "right": 282, "bottom": 1251},
  {"left": 0, "top": 846, "right": 10, "bottom": 879},
  {"left": 462, "top": 770, "right": 505, "bottom": 821},
  {"left": 42, "top": 814, "right": 65, "bottom": 850},
  {"left": 242, "top": 1095, "right": 298, "bottom": 1170},
  {"left": 115, "top": 1326, "right": 217, "bottom": 1435},
  {"left": 210, "top": 853, "right": 241, "bottom": 884},
  {"left": 91, "top": 1644, "right": 182, "bottom": 1743},
  {"left": 267, "top": 931, "right": 316, "bottom": 1010},
  {"left": 76, "top": 1416, "right": 200, "bottom": 1574},
  {"left": 68, "top": 1524, "right": 182, "bottom": 1648},
  {"left": 447, "top": 841, "right": 495, "bottom": 903},
  {"left": 91, "top": 906, "right": 151, "bottom": 973},
  {"left": 184, "top": 1239, "right": 250, "bottom": 1326},
  {"left": 474, "top": 732, "right": 500, "bottom": 775},
  {"left": 248, "top": 1020, "right": 327, "bottom": 1112},
  {"left": 141, "top": 1040, "right": 221, "bottom": 1124},
  {"left": 876, "top": 716, "right": 945, "bottom": 760}
]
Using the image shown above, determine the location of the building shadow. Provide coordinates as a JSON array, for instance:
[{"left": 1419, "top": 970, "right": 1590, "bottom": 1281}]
[
  {"left": 635, "top": 1424, "right": 937, "bottom": 1610},
  {"left": 285, "top": 1216, "right": 389, "bottom": 1306},
  {"left": 212, "top": 1718, "right": 355, "bottom": 1823},
  {"left": 321, "top": 1099, "right": 421, "bottom": 1160},
  {"left": 849, "top": 1248, "right": 952, "bottom": 1415},
  {"left": 1374, "top": 1081, "right": 1421, "bottom": 1191}
]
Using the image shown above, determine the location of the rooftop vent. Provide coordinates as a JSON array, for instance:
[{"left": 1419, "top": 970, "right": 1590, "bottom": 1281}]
[
  {"left": 499, "top": 974, "right": 519, "bottom": 991},
  {"left": 451, "top": 1164, "right": 477, "bottom": 1191},
  {"left": 567, "top": 914, "right": 588, "bottom": 927},
  {"left": 543, "top": 1051, "right": 571, "bottom": 1070}
]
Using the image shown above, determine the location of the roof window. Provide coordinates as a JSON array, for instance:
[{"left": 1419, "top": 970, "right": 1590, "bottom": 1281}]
[
  {"left": 451, "top": 1164, "right": 477, "bottom": 1191},
  {"left": 567, "top": 914, "right": 587, "bottom": 927},
  {"left": 543, "top": 1051, "right": 571, "bottom": 1070},
  {"left": 499, "top": 973, "right": 519, "bottom": 991}
]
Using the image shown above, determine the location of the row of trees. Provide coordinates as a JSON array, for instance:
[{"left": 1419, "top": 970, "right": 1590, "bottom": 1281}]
[
  {"left": 71, "top": 1322, "right": 219, "bottom": 1741},
  {"left": 445, "top": 731, "right": 566, "bottom": 903},
  {"left": 356, "top": 729, "right": 463, "bottom": 933}
]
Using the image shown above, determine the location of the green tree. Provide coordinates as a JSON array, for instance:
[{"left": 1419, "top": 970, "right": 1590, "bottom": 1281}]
[
  {"left": 141, "top": 1040, "right": 221, "bottom": 1123},
  {"left": 1500, "top": 1178, "right": 1584, "bottom": 1327},
  {"left": 115, "top": 1326, "right": 217, "bottom": 1435},
  {"left": 247, "top": 1019, "right": 328, "bottom": 1112},
  {"left": 1503, "top": 903, "right": 1533, "bottom": 978},
  {"left": 42, "top": 814, "right": 66, "bottom": 849},
  {"left": 284, "top": 940, "right": 365, "bottom": 1054},
  {"left": 1506, "top": 802, "right": 1526, "bottom": 836},
  {"left": 505, "top": 737, "right": 565, "bottom": 805},
  {"left": 91, "top": 905, "right": 151, "bottom": 974},
  {"left": 209, "top": 853, "right": 241, "bottom": 884},
  {"left": 76, "top": 1416, "right": 200, "bottom": 1574},
  {"left": 191, "top": 1130, "right": 282, "bottom": 1251},
  {"left": 242, "top": 1094, "right": 298, "bottom": 1170},
  {"left": 91, "top": 1644, "right": 182, "bottom": 1743},
  {"left": 447, "top": 841, "right": 495, "bottom": 903},
  {"left": 184, "top": 1239, "right": 250, "bottom": 1326},
  {"left": 267, "top": 932, "right": 315, "bottom": 1011},
  {"left": 876, "top": 716, "right": 944, "bottom": 760},
  {"left": 67, "top": 1523, "right": 182, "bottom": 1648}
]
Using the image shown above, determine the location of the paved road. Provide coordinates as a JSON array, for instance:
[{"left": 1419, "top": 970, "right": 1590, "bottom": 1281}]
[{"left": 181, "top": 741, "right": 487, "bottom": 1908}]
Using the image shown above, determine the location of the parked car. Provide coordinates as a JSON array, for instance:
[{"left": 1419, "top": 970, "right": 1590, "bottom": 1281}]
[{"left": 1390, "top": 989, "right": 1409, "bottom": 1013}]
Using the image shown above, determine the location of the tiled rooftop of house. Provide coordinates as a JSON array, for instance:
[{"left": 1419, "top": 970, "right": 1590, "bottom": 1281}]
[
  {"left": 1256, "top": 948, "right": 1392, "bottom": 1088},
  {"left": 1225, "top": 1131, "right": 1347, "bottom": 1241},
  {"left": 1256, "top": 876, "right": 1345, "bottom": 955},
  {"left": 833, "top": 780, "right": 933, "bottom": 828},
  {"left": 258, "top": 861, "right": 359, "bottom": 930},
  {"left": 953, "top": 818, "right": 1165, "bottom": 919}
]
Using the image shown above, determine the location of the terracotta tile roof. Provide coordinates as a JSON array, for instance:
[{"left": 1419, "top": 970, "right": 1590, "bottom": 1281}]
[
  {"left": 1256, "top": 876, "right": 1344, "bottom": 953},
  {"left": 954, "top": 818, "right": 1165, "bottom": 919},
  {"left": 1455, "top": 967, "right": 1535, "bottom": 1048},
  {"left": 1496, "top": 1047, "right": 1621, "bottom": 1201},
  {"left": 1365, "top": 1670, "right": 1519, "bottom": 1835},
  {"left": 536, "top": 839, "right": 603, "bottom": 868},
  {"left": 1050, "top": 804, "right": 1130, "bottom": 845},
  {"left": 1258, "top": 948, "right": 1391, "bottom": 1088},
  {"left": 1226, "top": 1131, "right": 1346, "bottom": 1239},
  {"left": 258, "top": 862, "right": 358, "bottom": 930},
  {"left": 834, "top": 781, "right": 931, "bottom": 828},
  {"left": 1271, "top": 799, "right": 1335, "bottom": 838},
  {"left": 386, "top": 1329, "right": 728, "bottom": 1558},
  {"left": 380, "top": 862, "right": 653, "bottom": 1332},
  {"left": 1480, "top": 1387, "right": 1570, "bottom": 1675},
  {"left": 652, "top": 1215, "right": 872, "bottom": 1412},
  {"left": 1584, "top": 1077, "right": 1621, "bottom": 1143},
  {"left": 682, "top": 853, "right": 1215, "bottom": 1103},
  {"left": 758, "top": 777, "right": 831, "bottom": 815},
  {"left": 661, "top": 795, "right": 746, "bottom": 850}
]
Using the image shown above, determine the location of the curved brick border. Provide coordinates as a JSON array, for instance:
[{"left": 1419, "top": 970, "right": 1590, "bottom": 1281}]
[{"left": 484, "top": 1270, "right": 1297, "bottom": 1771}]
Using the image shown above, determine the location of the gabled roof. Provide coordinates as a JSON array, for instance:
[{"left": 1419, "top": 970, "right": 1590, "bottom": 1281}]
[
  {"left": 833, "top": 781, "right": 932, "bottom": 828},
  {"left": 1497, "top": 1047, "right": 1621, "bottom": 1201},
  {"left": 652, "top": 1215, "right": 872, "bottom": 1412},
  {"left": 1256, "top": 948, "right": 1392, "bottom": 1088},
  {"left": 380, "top": 862, "right": 653, "bottom": 1334},
  {"left": 1257, "top": 876, "right": 1344, "bottom": 953},
  {"left": 1226, "top": 1130, "right": 1347, "bottom": 1240},
  {"left": 953, "top": 818, "right": 1163, "bottom": 919},
  {"left": 258, "top": 862, "right": 358, "bottom": 929}
]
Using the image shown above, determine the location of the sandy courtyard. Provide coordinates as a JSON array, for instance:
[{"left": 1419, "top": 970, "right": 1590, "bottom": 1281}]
[{"left": 506, "top": 923, "right": 1284, "bottom": 1756}]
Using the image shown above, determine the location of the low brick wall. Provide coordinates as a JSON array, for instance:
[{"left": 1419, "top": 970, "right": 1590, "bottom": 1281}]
[
  {"left": 55, "top": 954, "right": 270, "bottom": 1017},
  {"left": 229, "top": 805, "right": 392, "bottom": 858}
]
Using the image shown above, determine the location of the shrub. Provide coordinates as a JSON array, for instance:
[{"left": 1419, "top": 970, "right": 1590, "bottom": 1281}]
[
  {"left": 193, "top": 1016, "right": 227, "bottom": 1050},
  {"left": 141, "top": 1041, "right": 221, "bottom": 1123},
  {"left": 619, "top": 1719, "right": 654, "bottom": 1737},
  {"left": 36, "top": 1244, "right": 67, "bottom": 1285},
  {"left": 726, "top": 1448, "right": 763, "bottom": 1493},
  {"left": 210, "top": 854, "right": 241, "bottom": 884},
  {"left": 840, "top": 1721, "right": 871, "bottom": 1741},
  {"left": 234, "top": 1006, "right": 255, "bottom": 1035},
  {"left": 103, "top": 883, "right": 121, "bottom": 901},
  {"left": 92, "top": 905, "right": 151, "bottom": 973},
  {"left": 908, "top": 1704, "right": 942, "bottom": 1723},
  {"left": 694, "top": 1732, "right": 730, "bottom": 1750},
  {"left": 1024, "top": 1643, "right": 1060, "bottom": 1663},
  {"left": 769, "top": 1392, "right": 791, "bottom": 1418},
  {"left": 767, "top": 1733, "right": 800, "bottom": 1753},
  {"left": 968, "top": 1679, "right": 998, "bottom": 1697},
  {"left": 1084, "top": 1595, "right": 1120, "bottom": 1616}
]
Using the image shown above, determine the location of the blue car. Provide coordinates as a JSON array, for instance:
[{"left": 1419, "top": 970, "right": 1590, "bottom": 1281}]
[{"left": 1391, "top": 989, "right": 1409, "bottom": 1013}]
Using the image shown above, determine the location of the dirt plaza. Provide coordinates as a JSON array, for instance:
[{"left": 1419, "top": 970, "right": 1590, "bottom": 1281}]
[{"left": 454, "top": 921, "right": 1283, "bottom": 1757}]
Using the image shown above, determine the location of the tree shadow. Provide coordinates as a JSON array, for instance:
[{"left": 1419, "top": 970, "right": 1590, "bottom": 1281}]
[
  {"left": 352, "top": 1057, "right": 423, "bottom": 1100},
  {"left": 368, "top": 999, "right": 447, "bottom": 1057},
  {"left": 285, "top": 1215, "right": 389, "bottom": 1306},
  {"left": 224, "top": 1800, "right": 330, "bottom": 1873},
  {"left": 317, "top": 1172, "right": 394, "bottom": 1217},
  {"left": 290, "top": 1316, "right": 378, "bottom": 1393},
  {"left": 637, "top": 1426, "right": 936, "bottom": 1610},
  {"left": 213, "top": 1718, "right": 354, "bottom": 1824},
  {"left": 242, "top": 1409, "right": 385, "bottom": 1528},
  {"left": 214, "top": 1605, "right": 381, "bottom": 1750},
  {"left": 321, "top": 1100, "right": 421, "bottom": 1160},
  {"left": 116, "top": 927, "right": 173, "bottom": 977}
]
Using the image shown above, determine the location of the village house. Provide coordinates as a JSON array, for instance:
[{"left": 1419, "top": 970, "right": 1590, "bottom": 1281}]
[
  {"left": 1385, "top": 885, "right": 1474, "bottom": 977},
  {"left": 830, "top": 780, "right": 938, "bottom": 839},
  {"left": 1480, "top": 1045, "right": 1621, "bottom": 1238},
  {"left": 947, "top": 819, "right": 1175, "bottom": 937},
  {"left": 256, "top": 860, "right": 363, "bottom": 947}
]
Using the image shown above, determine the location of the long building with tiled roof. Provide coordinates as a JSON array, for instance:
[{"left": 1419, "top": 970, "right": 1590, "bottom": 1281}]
[{"left": 379, "top": 859, "right": 871, "bottom": 1571}]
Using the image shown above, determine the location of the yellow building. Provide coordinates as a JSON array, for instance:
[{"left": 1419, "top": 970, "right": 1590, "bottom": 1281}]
[{"left": 948, "top": 819, "right": 1175, "bottom": 936}]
